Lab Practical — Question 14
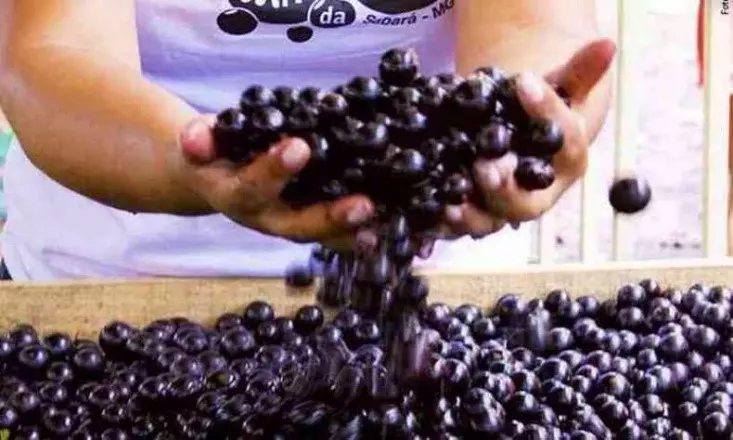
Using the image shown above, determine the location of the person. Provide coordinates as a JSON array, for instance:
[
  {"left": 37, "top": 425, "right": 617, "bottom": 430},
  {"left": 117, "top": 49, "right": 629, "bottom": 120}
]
[{"left": 0, "top": 1, "right": 614, "bottom": 281}]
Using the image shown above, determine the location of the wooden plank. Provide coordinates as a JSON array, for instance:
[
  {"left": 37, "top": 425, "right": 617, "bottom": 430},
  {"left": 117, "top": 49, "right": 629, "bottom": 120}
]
[
  {"left": 701, "top": 0, "right": 731, "bottom": 257},
  {"left": 580, "top": 151, "right": 600, "bottom": 262},
  {"left": 612, "top": 0, "right": 644, "bottom": 261},
  {"left": 536, "top": 209, "right": 556, "bottom": 263},
  {"left": 2, "top": 258, "right": 733, "bottom": 338},
  {"left": 613, "top": 0, "right": 642, "bottom": 175}
]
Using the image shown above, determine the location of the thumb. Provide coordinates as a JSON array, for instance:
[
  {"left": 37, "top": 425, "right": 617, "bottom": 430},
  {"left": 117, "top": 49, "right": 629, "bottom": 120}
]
[
  {"left": 180, "top": 136, "right": 311, "bottom": 218},
  {"left": 234, "top": 137, "right": 312, "bottom": 201},
  {"left": 547, "top": 38, "right": 616, "bottom": 103},
  {"left": 179, "top": 115, "right": 218, "bottom": 164}
]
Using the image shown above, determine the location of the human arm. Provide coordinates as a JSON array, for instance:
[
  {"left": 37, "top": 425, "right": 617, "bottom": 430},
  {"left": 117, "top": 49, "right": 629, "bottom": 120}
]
[
  {"left": 0, "top": 1, "right": 373, "bottom": 247},
  {"left": 443, "top": 0, "right": 615, "bottom": 236},
  {"left": 0, "top": 0, "right": 208, "bottom": 214}
]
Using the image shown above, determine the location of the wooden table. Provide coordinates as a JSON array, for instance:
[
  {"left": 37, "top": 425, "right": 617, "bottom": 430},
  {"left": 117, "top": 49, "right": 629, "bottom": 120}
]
[{"left": 2, "top": 259, "right": 733, "bottom": 338}]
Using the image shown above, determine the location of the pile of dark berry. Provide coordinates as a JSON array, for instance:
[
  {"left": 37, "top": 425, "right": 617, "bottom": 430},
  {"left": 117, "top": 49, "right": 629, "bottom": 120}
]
[
  {"left": 216, "top": 47, "right": 574, "bottom": 403},
  {"left": 2, "top": 279, "right": 733, "bottom": 438},
  {"left": 215, "top": 46, "right": 653, "bottom": 396},
  {"left": 191, "top": 47, "right": 661, "bottom": 438}
]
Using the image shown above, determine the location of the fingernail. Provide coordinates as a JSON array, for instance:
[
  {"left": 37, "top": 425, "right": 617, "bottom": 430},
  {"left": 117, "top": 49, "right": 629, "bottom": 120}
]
[
  {"left": 346, "top": 203, "right": 372, "bottom": 225},
  {"left": 495, "top": 153, "right": 519, "bottom": 185},
  {"left": 510, "top": 221, "right": 521, "bottom": 230},
  {"left": 518, "top": 72, "right": 545, "bottom": 104},
  {"left": 180, "top": 120, "right": 214, "bottom": 162},
  {"left": 475, "top": 162, "right": 502, "bottom": 191},
  {"left": 356, "top": 229, "right": 379, "bottom": 253},
  {"left": 419, "top": 239, "right": 436, "bottom": 259},
  {"left": 180, "top": 119, "right": 207, "bottom": 146},
  {"left": 445, "top": 205, "right": 464, "bottom": 223},
  {"left": 280, "top": 140, "right": 310, "bottom": 171}
]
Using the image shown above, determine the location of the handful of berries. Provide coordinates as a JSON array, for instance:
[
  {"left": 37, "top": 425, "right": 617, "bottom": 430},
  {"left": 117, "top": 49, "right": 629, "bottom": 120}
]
[{"left": 212, "top": 48, "right": 567, "bottom": 236}]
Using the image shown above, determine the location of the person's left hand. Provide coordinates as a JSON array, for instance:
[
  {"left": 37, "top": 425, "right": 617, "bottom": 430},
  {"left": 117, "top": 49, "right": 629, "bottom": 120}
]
[{"left": 438, "top": 38, "right": 616, "bottom": 240}]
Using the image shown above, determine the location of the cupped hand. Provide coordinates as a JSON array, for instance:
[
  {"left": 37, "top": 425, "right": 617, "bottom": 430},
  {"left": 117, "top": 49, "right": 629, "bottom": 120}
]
[
  {"left": 174, "top": 116, "right": 375, "bottom": 250},
  {"left": 440, "top": 38, "right": 617, "bottom": 240}
]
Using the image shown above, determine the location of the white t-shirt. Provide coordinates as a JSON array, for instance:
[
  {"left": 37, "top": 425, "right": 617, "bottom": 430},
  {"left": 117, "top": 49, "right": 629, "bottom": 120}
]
[{"left": 0, "top": 0, "right": 531, "bottom": 281}]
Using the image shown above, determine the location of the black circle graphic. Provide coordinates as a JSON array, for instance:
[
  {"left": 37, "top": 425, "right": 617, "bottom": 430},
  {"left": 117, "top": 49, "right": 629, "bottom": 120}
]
[
  {"left": 217, "top": 0, "right": 437, "bottom": 42},
  {"left": 287, "top": 26, "right": 315, "bottom": 43},
  {"left": 355, "top": 0, "right": 440, "bottom": 15},
  {"left": 309, "top": 0, "right": 357, "bottom": 29},
  {"left": 217, "top": 8, "right": 258, "bottom": 35},
  {"left": 229, "top": 0, "right": 316, "bottom": 24}
]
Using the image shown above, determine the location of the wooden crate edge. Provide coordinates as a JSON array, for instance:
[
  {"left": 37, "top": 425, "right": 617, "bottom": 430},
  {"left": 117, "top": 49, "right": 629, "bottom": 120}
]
[{"left": 2, "top": 258, "right": 733, "bottom": 337}]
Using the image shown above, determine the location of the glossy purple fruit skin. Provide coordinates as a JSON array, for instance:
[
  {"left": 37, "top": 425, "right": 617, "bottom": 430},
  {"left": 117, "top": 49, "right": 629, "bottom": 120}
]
[{"left": 2, "top": 47, "right": 677, "bottom": 440}]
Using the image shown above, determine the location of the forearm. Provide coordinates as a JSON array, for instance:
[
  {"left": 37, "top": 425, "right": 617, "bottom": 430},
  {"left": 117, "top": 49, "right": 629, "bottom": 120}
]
[
  {"left": 0, "top": 46, "right": 213, "bottom": 215},
  {"left": 456, "top": 0, "right": 612, "bottom": 143}
]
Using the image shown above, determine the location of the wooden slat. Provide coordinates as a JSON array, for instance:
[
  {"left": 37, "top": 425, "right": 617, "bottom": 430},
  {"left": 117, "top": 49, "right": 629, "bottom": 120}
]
[
  {"left": 2, "top": 258, "right": 733, "bottom": 338},
  {"left": 612, "top": 0, "right": 644, "bottom": 260},
  {"left": 536, "top": 210, "right": 555, "bottom": 264},
  {"left": 580, "top": 151, "right": 600, "bottom": 262},
  {"left": 702, "top": 0, "right": 731, "bottom": 257}
]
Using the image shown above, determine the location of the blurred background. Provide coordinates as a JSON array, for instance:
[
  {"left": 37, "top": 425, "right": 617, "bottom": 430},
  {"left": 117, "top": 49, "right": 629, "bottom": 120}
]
[
  {"left": 544, "top": 0, "right": 709, "bottom": 263},
  {"left": 0, "top": 1, "right": 718, "bottom": 261}
]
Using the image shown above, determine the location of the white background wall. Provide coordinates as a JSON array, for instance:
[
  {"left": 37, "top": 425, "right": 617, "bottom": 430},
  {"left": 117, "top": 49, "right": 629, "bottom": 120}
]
[{"left": 546, "top": 1, "right": 708, "bottom": 263}]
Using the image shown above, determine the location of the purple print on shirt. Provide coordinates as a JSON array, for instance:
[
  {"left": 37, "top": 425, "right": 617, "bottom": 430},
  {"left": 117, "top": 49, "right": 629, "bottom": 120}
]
[
  {"left": 357, "top": 0, "right": 438, "bottom": 14},
  {"left": 217, "top": 0, "right": 441, "bottom": 43}
]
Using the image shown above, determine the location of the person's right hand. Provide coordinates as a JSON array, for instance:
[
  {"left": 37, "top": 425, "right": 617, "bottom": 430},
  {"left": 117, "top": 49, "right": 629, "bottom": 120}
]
[{"left": 173, "top": 116, "right": 376, "bottom": 250}]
